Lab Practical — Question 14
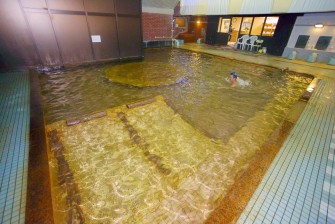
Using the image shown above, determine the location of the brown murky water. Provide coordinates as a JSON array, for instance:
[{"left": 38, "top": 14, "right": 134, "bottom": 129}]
[{"left": 40, "top": 48, "right": 312, "bottom": 223}]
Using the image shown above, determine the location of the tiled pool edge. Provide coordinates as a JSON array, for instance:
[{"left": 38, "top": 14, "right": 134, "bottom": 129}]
[
  {"left": 206, "top": 121, "right": 295, "bottom": 223},
  {"left": 0, "top": 72, "right": 30, "bottom": 223},
  {"left": 177, "top": 44, "right": 335, "bottom": 78},
  {"left": 205, "top": 79, "right": 318, "bottom": 224},
  {"left": 25, "top": 70, "right": 54, "bottom": 223},
  {"left": 235, "top": 78, "right": 335, "bottom": 223}
]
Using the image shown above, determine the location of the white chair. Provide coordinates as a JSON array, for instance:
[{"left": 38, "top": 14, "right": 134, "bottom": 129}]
[
  {"left": 288, "top": 50, "right": 297, "bottom": 60},
  {"left": 245, "top": 36, "right": 258, "bottom": 51},
  {"left": 236, "top": 35, "right": 249, "bottom": 50},
  {"left": 250, "top": 39, "right": 264, "bottom": 52}
]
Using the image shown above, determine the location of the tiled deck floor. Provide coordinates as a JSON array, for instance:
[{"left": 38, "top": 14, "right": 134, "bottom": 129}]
[
  {"left": 238, "top": 79, "right": 335, "bottom": 223},
  {"left": 0, "top": 72, "right": 30, "bottom": 223}
]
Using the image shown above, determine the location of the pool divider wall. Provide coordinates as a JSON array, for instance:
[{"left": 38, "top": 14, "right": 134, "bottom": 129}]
[
  {"left": 26, "top": 70, "right": 54, "bottom": 223},
  {"left": 205, "top": 77, "right": 319, "bottom": 224},
  {"left": 47, "top": 130, "right": 84, "bottom": 223}
]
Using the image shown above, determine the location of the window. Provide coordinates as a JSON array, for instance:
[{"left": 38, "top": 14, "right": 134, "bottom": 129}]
[
  {"left": 262, "top": 17, "right": 279, "bottom": 37},
  {"left": 231, "top": 17, "right": 242, "bottom": 31},
  {"left": 315, "top": 36, "right": 332, "bottom": 50},
  {"left": 240, "top": 17, "right": 253, "bottom": 35},
  {"left": 230, "top": 17, "right": 242, "bottom": 42},
  {"left": 251, "top": 17, "right": 265, "bottom": 36},
  {"left": 217, "top": 16, "right": 280, "bottom": 38},
  {"left": 295, "top": 35, "right": 310, "bottom": 48},
  {"left": 175, "top": 17, "right": 186, "bottom": 28},
  {"left": 218, "top": 18, "right": 231, "bottom": 33}
]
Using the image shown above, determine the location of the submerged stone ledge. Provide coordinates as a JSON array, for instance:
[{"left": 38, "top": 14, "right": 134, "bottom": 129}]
[
  {"left": 126, "top": 98, "right": 156, "bottom": 109},
  {"left": 47, "top": 130, "right": 85, "bottom": 223},
  {"left": 66, "top": 111, "right": 107, "bottom": 126},
  {"left": 117, "top": 111, "right": 171, "bottom": 175},
  {"left": 104, "top": 61, "right": 189, "bottom": 87}
]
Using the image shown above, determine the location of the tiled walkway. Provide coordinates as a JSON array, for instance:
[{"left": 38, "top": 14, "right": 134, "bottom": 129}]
[
  {"left": 179, "top": 43, "right": 335, "bottom": 79},
  {"left": 0, "top": 72, "right": 30, "bottom": 223},
  {"left": 238, "top": 79, "right": 335, "bottom": 223}
]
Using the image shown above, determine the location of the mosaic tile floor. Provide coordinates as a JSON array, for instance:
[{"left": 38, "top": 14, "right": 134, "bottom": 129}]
[
  {"left": 238, "top": 79, "right": 335, "bottom": 223},
  {"left": 0, "top": 72, "right": 30, "bottom": 223}
]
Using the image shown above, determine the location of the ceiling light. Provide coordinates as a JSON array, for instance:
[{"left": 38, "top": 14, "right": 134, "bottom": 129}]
[{"left": 314, "top": 24, "right": 323, "bottom": 28}]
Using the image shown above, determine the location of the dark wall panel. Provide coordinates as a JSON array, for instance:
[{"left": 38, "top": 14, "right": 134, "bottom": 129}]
[
  {"left": 118, "top": 17, "right": 142, "bottom": 58},
  {"left": 116, "top": 0, "right": 140, "bottom": 15},
  {"left": 52, "top": 14, "right": 93, "bottom": 64},
  {"left": 21, "top": 0, "right": 47, "bottom": 8},
  {"left": 84, "top": 0, "right": 115, "bottom": 13},
  {"left": 206, "top": 16, "right": 219, "bottom": 44},
  {"left": 0, "top": 0, "right": 39, "bottom": 68},
  {"left": 47, "top": 0, "right": 84, "bottom": 11},
  {"left": 26, "top": 12, "right": 62, "bottom": 66},
  {"left": 0, "top": 0, "right": 143, "bottom": 68},
  {"left": 88, "top": 16, "right": 119, "bottom": 60}
]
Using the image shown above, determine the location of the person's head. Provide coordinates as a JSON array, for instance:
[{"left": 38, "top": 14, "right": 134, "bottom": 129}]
[
  {"left": 230, "top": 72, "right": 237, "bottom": 80},
  {"left": 230, "top": 72, "right": 238, "bottom": 87}
]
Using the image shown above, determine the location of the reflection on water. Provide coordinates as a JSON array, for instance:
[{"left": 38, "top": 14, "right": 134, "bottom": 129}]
[
  {"left": 42, "top": 48, "right": 312, "bottom": 223},
  {"left": 40, "top": 48, "right": 311, "bottom": 142},
  {"left": 47, "top": 98, "right": 227, "bottom": 223}
]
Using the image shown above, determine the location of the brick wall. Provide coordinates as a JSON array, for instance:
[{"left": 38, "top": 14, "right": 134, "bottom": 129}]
[{"left": 142, "top": 13, "right": 173, "bottom": 42}]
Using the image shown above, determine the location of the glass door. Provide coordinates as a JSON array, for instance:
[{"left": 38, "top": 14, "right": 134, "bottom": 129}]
[{"left": 230, "top": 17, "right": 242, "bottom": 43}]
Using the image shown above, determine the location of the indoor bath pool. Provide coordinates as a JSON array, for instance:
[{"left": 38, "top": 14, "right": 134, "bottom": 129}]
[{"left": 40, "top": 48, "right": 312, "bottom": 223}]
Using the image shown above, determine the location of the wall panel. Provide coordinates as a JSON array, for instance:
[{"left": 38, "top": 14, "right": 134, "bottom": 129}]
[
  {"left": 118, "top": 17, "right": 142, "bottom": 58},
  {"left": 0, "top": 0, "right": 143, "bottom": 68},
  {"left": 88, "top": 16, "right": 119, "bottom": 60},
  {"left": 52, "top": 14, "right": 93, "bottom": 64},
  {"left": 116, "top": 0, "right": 141, "bottom": 15},
  {"left": 0, "top": 0, "right": 39, "bottom": 68},
  {"left": 84, "top": 0, "right": 115, "bottom": 13},
  {"left": 47, "top": 0, "right": 84, "bottom": 11},
  {"left": 26, "top": 12, "right": 62, "bottom": 65}
]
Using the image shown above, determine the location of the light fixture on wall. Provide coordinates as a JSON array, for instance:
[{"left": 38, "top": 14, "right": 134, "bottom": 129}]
[
  {"left": 314, "top": 24, "right": 324, "bottom": 28},
  {"left": 197, "top": 20, "right": 201, "bottom": 24}
]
